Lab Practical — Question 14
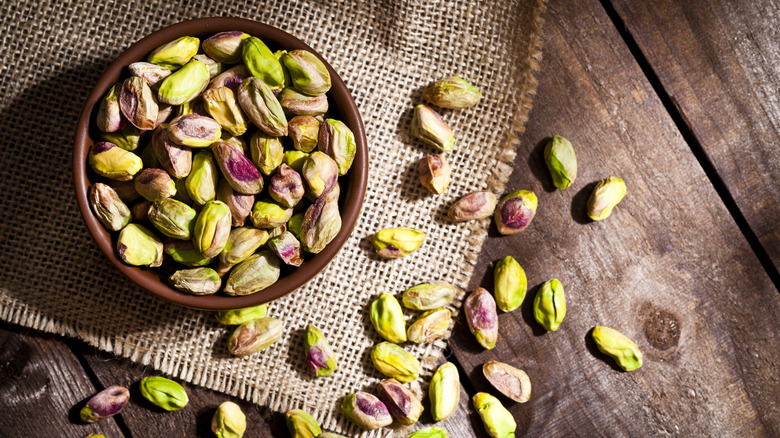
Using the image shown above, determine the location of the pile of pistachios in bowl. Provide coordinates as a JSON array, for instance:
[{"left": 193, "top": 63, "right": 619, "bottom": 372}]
[{"left": 87, "top": 32, "right": 356, "bottom": 296}]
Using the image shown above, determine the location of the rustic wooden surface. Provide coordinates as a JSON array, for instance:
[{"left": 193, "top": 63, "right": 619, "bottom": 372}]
[
  {"left": 451, "top": 0, "right": 780, "bottom": 437},
  {"left": 609, "top": 0, "right": 780, "bottom": 275},
  {"left": 2, "top": 0, "right": 780, "bottom": 436}
]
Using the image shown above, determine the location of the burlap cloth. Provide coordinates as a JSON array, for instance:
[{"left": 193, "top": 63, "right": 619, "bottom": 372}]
[{"left": 0, "top": 0, "right": 546, "bottom": 435}]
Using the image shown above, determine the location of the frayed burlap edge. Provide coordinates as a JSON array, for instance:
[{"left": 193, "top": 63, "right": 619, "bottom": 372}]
[{"left": 1, "top": 0, "right": 547, "bottom": 434}]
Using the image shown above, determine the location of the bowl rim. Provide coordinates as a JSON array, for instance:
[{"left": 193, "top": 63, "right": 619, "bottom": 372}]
[{"left": 73, "top": 17, "right": 368, "bottom": 311}]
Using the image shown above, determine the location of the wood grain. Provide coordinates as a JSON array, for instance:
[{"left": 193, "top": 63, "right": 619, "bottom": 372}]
[
  {"left": 449, "top": 0, "right": 780, "bottom": 436},
  {"left": 78, "top": 346, "right": 286, "bottom": 437},
  {"left": 0, "top": 323, "right": 125, "bottom": 438},
  {"left": 78, "top": 337, "right": 479, "bottom": 437},
  {"left": 609, "top": 0, "right": 780, "bottom": 271}
]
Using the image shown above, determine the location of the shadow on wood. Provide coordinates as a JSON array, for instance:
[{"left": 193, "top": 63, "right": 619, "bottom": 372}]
[
  {"left": 527, "top": 136, "right": 556, "bottom": 193},
  {"left": 583, "top": 326, "right": 624, "bottom": 373},
  {"left": 520, "top": 283, "right": 548, "bottom": 337},
  {"left": 570, "top": 181, "right": 597, "bottom": 225}
]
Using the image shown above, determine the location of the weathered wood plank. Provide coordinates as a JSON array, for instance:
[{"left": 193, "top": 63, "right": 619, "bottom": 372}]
[
  {"left": 450, "top": 0, "right": 780, "bottom": 437},
  {"left": 78, "top": 346, "right": 286, "bottom": 437},
  {"left": 609, "top": 0, "right": 780, "bottom": 272},
  {"left": 0, "top": 322, "right": 126, "bottom": 438},
  {"left": 80, "top": 343, "right": 479, "bottom": 437}
]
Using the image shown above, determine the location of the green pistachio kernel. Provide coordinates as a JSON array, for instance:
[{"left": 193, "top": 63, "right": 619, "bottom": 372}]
[
  {"left": 494, "top": 256, "right": 527, "bottom": 312},
  {"left": 592, "top": 326, "right": 643, "bottom": 371},
  {"left": 215, "top": 304, "right": 268, "bottom": 326},
  {"left": 533, "top": 279, "right": 566, "bottom": 331},
  {"left": 370, "top": 293, "right": 407, "bottom": 343},
  {"left": 472, "top": 392, "right": 516, "bottom": 438},
  {"left": 286, "top": 409, "right": 321, "bottom": 438},
  {"left": 139, "top": 376, "right": 189, "bottom": 411},
  {"left": 544, "top": 135, "right": 577, "bottom": 189}
]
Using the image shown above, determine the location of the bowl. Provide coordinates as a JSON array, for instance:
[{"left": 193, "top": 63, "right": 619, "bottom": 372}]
[{"left": 73, "top": 18, "right": 367, "bottom": 310}]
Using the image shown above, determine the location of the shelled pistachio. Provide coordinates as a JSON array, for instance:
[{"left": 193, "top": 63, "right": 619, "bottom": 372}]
[
  {"left": 134, "top": 168, "right": 177, "bottom": 202},
  {"left": 286, "top": 409, "right": 321, "bottom": 438},
  {"left": 544, "top": 135, "right": 577, "bottom": 189},
  {"left": 224, "top": 250, "right": 281, "bottom": 296},
  {"left": 341, "top": 392, "right": 393, "bottom": 430},
  {"left": 494, "top": 190, "right": 537, "bottom": 235},
  {"left": 587, "top": 176, "right": 626, "bottom": 221},
  {"left": 152, "top": 124, "right": 192, "bottom": 178},
  {"left": 194, "top": 200, "right": 232, "bottom": 258},
  {"left": 402, "top": 281, "right": 456, "bottom": 310},
  {"left": 97, "top": 84, "right": 124, "bottom": 133},
  {"left": 203, "top": 31, "right": 249, "bottom": 64},
  {"left": 212, "top": 401, "right": 246, "bottom": 438},
  {"left": 305, "top": 323, "right": 337, "bottom": 377},
  {"left": 168, "top": 113, "right": 222, "bottom": 147},
  {"left": 493, "top": 256, "right": 527, "bottom": 312},
  {"left": 449, "top": 191, "right": 497, "bottom": 222},
  {"left": 409, "top": 427, "right": 449, "bottom": 438},
  {"left": 370, "top": 293, "right": 407, "bottom": 343},
  {"left": 425, "top": 76, "right": 482, "bottom": 109},
  {"left": 215, "top": 304, "right": 268, "bottom": 326},
  {"left": 158, "top": 59, "right": 210, "bottom": 105},
  {"left": 88, "top": 142, "right": 143, "bottom": 181},
  {"left": 429, "top": 362, "right": 459, "bottom": 422},
  {"left": 89, "top": 183, "right": 131, "bottom": 231},
  {"left": 465, "top": 288, "right": 498, "bottom": 349},
  {"left": 411, "top": 104, "right": 454, "bottom": 152},
  {"left": 147, "top": 36, "right": 199, "bottom": 70},
  {"left": 282, "top": 50, "right": 331, "bottom": 96},
  {"left": 80, "top": 386, "right": 130, "bottom": 423},
  {"left": 169, "top": 267, "right": 221, "bottom": 295},
  {"left": 376, "top": 378, "right": 423, "bottom": 425},
  {"left": 371, "top": 342, "right": 420, "bottom": 383},
  {"left": 472, "top": 393, "right": 516, "bottom": 438},
  {"left": 219, "top": 227, "right": 269, "bottom": 267},
  {"left": 483, "top": 361, "right": 531, "bottom": 403},
  {"left": 117, "top": 223, "right": 163, "bottom": 267},
  {"left": 371, "top": 227, "right": 425, "bottom": 258},
  {"left": 139, "top": 376, "right": 189, "bottom": 411},
  {"left": 533, "top": 279, "right": 566, "bottom": 331},
  {"left": 185, "top": 150, "right": 218, "bottom": 205},
  {"left": 592, "top": 326, "right": 643, "bottom": 371},
  {"left": 407, "top": 308, "right": 451, "bottom": 343},
  {"left": 228, "top": 317, "right": 283, "bottom": 356}
]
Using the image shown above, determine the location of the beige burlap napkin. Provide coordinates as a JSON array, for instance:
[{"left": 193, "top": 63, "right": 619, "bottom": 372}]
[{"left": 0, "top": 0, "right": 546, "bottom": 435}]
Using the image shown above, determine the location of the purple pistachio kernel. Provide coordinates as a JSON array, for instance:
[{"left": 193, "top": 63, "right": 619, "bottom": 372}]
[
  {"left": 465, "top": 287, "right": 499, "bottom": 349},
  {"left": 307, "top": 346, "right": 326, "bottom": 373},
  {"left": 152, "top": 126, "right": 192, "bottom": 178},
  {"left": 355, "top": 392, "right": 390, "bottom": 419},
  {"left": 381, "top": 384, "right": 410, "bottom": 416},
  {"left": 500, "top": 198, "right": 532, "bottom": 230},
  {"left": 211, "top": 141, "right": 263, "bottom": 194},
  {"left": 168, "top": 114, "right": 222, "bottom": 146},
  {"left": 210, "top": 65, "right": 251, "bottom": 92},
  {"left": 80, "top": 385, "right": 130, "bottom": 423},
  {"left": 375, "top": 379, "right": 423, "bottom": 425},
  {"left": 93, "top": 141, "right": 114, "bottom": 153},
  {"left": 495, "top": 190, "right": 538, "bottom": 235},
  {"left": 269, "top": 164, "right": 304, "bottom": 208},
  {"left": 268, "top": 231, "right": 303, "bottom": 266}
]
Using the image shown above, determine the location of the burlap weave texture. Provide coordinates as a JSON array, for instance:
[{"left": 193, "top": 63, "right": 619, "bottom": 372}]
[{"left": 0, "top": 0, "right": 545, "bottom": 435}]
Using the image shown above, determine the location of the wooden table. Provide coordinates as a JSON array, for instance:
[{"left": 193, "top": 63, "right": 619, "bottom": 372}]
[{"left": 2, "top": 0, "right": 779, "bottom": 436}]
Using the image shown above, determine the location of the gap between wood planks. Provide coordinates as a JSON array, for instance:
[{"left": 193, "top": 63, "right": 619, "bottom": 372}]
[
  {"left": 64, "top": 338, "right": 135, "bottom": 438},
  {"left": 599, "top": 0, "right": 780, "bottom": 291}
]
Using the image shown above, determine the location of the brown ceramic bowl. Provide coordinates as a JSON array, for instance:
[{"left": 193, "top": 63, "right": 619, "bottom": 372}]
[{"left": 74, "top": 18, "right": 367, "bottom": 310}]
